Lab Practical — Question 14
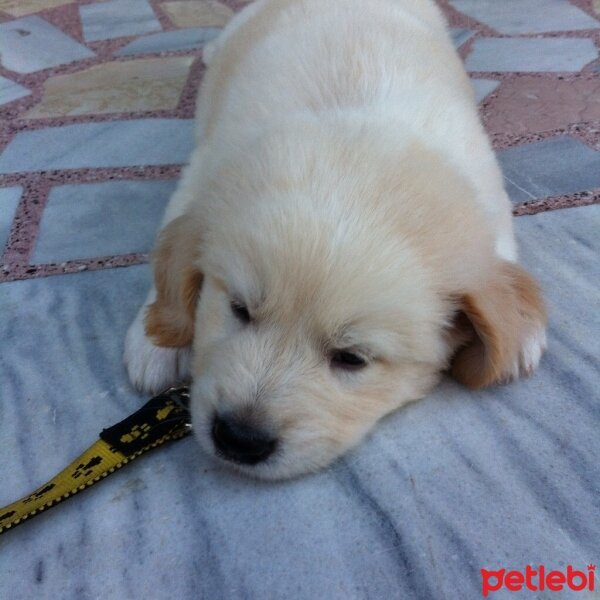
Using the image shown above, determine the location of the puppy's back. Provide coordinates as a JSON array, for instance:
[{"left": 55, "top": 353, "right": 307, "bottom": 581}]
[
  {"left": 196, "top": 0, "right": 513, "bottom": 257},
  {"left": 197, "top": 0, "right": 461, "bottom": 140}
]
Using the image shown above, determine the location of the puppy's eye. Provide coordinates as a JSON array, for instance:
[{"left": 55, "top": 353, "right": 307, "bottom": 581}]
[
  {"left": 330, "top": 349, "right": 367, "bottom": 371},
  {"left": 231, "top": 300, "right": 251, "bottom": 323}
]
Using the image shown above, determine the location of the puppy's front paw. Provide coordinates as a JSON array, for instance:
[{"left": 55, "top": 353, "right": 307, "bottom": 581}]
[
  {"left": 518, "top": 325, "right": 547, "bottom": 377},
  {"left": 124, "top": 307, "right": 191, "bottom": 394}
]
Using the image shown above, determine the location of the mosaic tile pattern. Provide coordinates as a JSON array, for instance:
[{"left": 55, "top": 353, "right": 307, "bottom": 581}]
[
  {"left": 470, "top": 78, "right": 499, "bottom": 103},
  {"left": 0, "top": 1, "right": 599, "bottom": 598},
  {"left": 27, "top": 57, "right": 195, "bottom": 118},
  {"left": 449, "top": 27, "right": 475, "bottom": 48},
  {"left": 79, "top": 0, "right": 162, "bottom": 42},
  {"left": 161, "top": 0, "right": 234, "bottom": 28},
  {"left": 497, "top": 136, "right": 600, "bottom": 202},
  {"left": 449, "top": 0, "right": 599, "bottom": 34},
  {"left": 0, "top": 76, "right": 30, "bottom": 106},
  {"left": 31, "top": 180, "right": 175, "bottom": 263},
  {"left": 115, "top": 26, "right": 222, "bottom": 56},
  {"left": 0, "top": 119, "right": 194, "bottom": 172},
  {"left": 0, "top": 187, "right": 21, "bottom": 251},
  {"left": 0, "top": 0, "right": 72, "bottom": 18},
  {"left": 484, "top": 76, "right": 600, "bottom": 136},
  {"left": 0, "top": 16, "right": 94, "bottom": 74},
  {"left": 0, "top": 0, "right": 73, "bottom": 17},
  {"left": 466, "top": 38, "right": 598, "bottom": 73}
]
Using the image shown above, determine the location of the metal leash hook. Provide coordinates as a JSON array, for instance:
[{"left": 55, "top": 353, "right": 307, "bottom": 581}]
[
  {"left": 168, "top": 386, "right": 193, "bottom": 424},
  {"left": 0, "top": 385, "right": 193, "bottom": 536}
]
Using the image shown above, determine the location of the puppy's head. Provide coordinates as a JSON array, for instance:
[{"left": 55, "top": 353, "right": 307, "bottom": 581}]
[{"left": 146, "top": 128, "right": 545, "bottom": 479}]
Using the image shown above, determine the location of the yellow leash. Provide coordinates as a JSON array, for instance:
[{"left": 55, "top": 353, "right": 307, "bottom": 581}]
[{"left": 0, "top": 387, "right": 192, "bottom": 536}]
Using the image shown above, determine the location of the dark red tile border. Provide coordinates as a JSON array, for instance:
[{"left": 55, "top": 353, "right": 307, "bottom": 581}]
[
  {"left": 512, "top": 189, "right": 600, "bottom": 216},
  {"left": 0, "top": 252, "right": 149, "bottom": 283},
  {"left": 1, "top": 177, "right": 50, "bottom": 270}
]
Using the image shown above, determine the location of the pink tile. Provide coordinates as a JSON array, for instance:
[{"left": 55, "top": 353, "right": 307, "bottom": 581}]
[{"left": 485, "top": 77, "right": 600, "bottom": 135}]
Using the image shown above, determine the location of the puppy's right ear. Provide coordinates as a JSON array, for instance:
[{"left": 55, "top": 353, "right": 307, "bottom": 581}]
[{"left": 145, "top": 216, "right": 203, "bottom": 348}]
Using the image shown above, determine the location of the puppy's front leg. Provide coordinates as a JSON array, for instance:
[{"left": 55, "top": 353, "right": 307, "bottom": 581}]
[
  {"left": 124, "top": 289, "right": 192, "bottom": 394},
  {"left": 124, "top": 155, "right": 205, "bottom": 394}
]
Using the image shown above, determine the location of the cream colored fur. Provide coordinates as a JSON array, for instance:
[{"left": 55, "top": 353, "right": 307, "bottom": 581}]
[{"left": 124, "top": 0, "right": 546, "bottom": 480}]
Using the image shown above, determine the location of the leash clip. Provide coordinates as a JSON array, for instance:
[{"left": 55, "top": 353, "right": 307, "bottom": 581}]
[{"left": 164, "top": 386, "right": 193, "bottom": 430}]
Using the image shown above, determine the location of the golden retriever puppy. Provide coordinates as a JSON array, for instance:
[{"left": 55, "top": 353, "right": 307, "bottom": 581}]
[{"left": 124, "top": 0, "right": 546, "bottom": 480}]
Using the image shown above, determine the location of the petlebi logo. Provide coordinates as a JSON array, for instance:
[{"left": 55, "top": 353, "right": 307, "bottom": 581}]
[{"left": 481, "top": 564, "right": 596, "bottom": 597}]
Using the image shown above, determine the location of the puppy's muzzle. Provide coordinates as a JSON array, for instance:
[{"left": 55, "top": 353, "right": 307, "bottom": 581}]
[{"left": 211, "top": 413, "right": 277, "bottom": 465}]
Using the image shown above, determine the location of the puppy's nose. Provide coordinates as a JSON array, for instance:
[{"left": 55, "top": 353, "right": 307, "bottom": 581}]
[{"left": 211, "top": 414, "right": 276, "bottom": 465}]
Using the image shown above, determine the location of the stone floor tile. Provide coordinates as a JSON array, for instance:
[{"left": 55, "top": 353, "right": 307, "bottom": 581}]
[
  {"left": 31, "top": 180, "right": 175, "bottom": 263},
  {"left": 466, "top": 37, "right": 598, "bottom": 73},
  {"left": 1, "top": 205, "right": 599, "bottom": 599},
  {"left": 449, "top": 28, "right": 474, "bottom": 49},
  {"left": 0, "top": 16, "right": 94, "bottom": 74},
  {"left": 0, "top": 187, "right": 21, "bottom": 252},
  {"left": 0, "top": 0, "right": 72, "bottom": 16},
  {"left": 0, "top": 265, "right": 152, "bottom": 456},
  {"left": 449, "top": 0, "right": 599, "bottom": 34},
  {"left": 516, "top": 206, "right": 599, "bottom": 322},
  {"left": 0, "top": 118, "right": 194, "bottom": 173},
  {"left": 27, "top": 57, "right": 194, "bottom": 118},
  {"left": 594, "top": 0, "right": 600, "bottom": 16},
  {"left": 470, "top": 78, "right": 499, "bottom": 103},
  {"left": 485, "top": 76, "right": 600, "bottom": 135},
  {"left": 1, "top": 0, "right": 600, "bottom": 596},
  {"left": 161, "top": 0, "right": 233, "bottom": 28},
  {"left": 497, "top": 136, "right": 600, "bottom": 202},
  {"left": 116, "top": 27, "right": 221, "bottom": 56},
  {"left": 0, "top": 76, "right": 30, "bottom": 106},
  {"left": 80, "top": 0, "right": 162, "bottom": 42}
]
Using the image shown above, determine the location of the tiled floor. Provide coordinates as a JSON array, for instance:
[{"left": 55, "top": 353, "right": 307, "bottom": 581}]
[
  {"left": 31, "top": 180, "right": 175, "bottom": 263},
  {"left": 449, "top": 0, "right": 599, "bottom": 34},
  {"left": 79, "top": 0, "right": 162, "bottom": 41},
  {"left": 0, "top": 16, "right": 95, "bottom": 73},
  {"left": 28, "top": 56, "right": 196, "bottom": 117},
  {"left": 0, "top": 1, "right": 599, "bottom": 599},
  {"left": 0, "top": 118, "right": 195, "bottom": 172},
  {"left": 465, "top": 37, "right": 598, "bottom": 73},
  {"left": 162, "top": 0, "right": 234, "bottom": 28},
  {"left": 115, "top": 25, "right": 222, "bottom": 55},
  {"left": 0, "top": 75, "right": 31, "bottom": 105},
  {"left": 497, "top": 136, "right": 600, "bottom": 202}
]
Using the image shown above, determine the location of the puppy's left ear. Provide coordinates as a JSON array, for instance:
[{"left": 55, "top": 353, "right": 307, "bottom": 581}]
[
  {"left": 145, "top": 215, "right": 204, "bottom": 348},
  {"left": 451, "top": 260, "right": 546, "bottom": 389}
]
